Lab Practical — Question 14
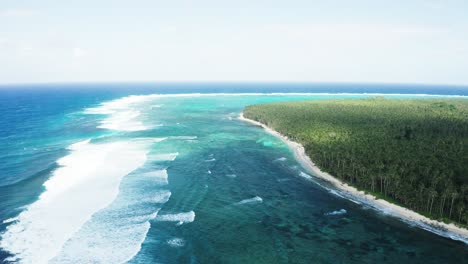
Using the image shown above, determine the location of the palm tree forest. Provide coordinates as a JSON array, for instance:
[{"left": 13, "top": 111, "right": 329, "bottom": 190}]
[{"left": 243, "top": 98, "right": 468, "bottom": 226}]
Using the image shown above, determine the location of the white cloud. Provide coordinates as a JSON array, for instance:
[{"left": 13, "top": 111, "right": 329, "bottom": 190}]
[
  {"left": 0, "top": 8, "right": 36, "bottom": 18},
  {"left": 263, "top": 23, "right": 440, "bottom": 42},
  {"left": 72, "top": 48, "right": 86, "bottom": 58},
  {"left": 19, "top": 45, "right": 34, "bottom": 56}
]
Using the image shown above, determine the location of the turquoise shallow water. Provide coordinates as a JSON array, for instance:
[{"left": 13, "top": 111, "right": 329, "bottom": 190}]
[{"left": 0, "top": 85, "right": 467, "bottom": 263}]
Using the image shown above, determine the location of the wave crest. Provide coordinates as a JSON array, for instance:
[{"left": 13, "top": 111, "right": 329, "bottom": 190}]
[
  {"left": 235, "top": 196, "right": 263, "bottom": 205},
  {"left": 324, "top": 209, "right": 347, "bottom": 216},
  {"left": 0, "top": 139, "right": 152, "bottom": 263}
]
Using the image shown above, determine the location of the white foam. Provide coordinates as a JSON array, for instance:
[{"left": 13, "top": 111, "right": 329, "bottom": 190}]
[
  {"left": 83, "top": 107, "right": 113, "bottom": 115},
  {"left": 148, "top": 152, "right": 179, "bottom": 161},
  {"left": 167, "top": 238, "right": 185, "bottom": 248},
  {"left": 349, "top": 199, "right": 362, "bottom": 205},
  {"left": 236, "top": 196, "right": 263, "bottom": 205},
  {"left": 328, "top": 189, "right": 362, "bottom": 205},
  {"left": 50, "top": 189, "right": 171, "bottom": 264},
  {"left": 204, "top": 158, "right": 216, "bottom": 162},
  {"left": 226, "top": 174, "right": 237, "bottom": 178},
  {"left": 86, "top": 93, "right": 468, "bottom": 100},
  {"left": 328, "top": 189, "right": 346, "bottom": 199},
  {"left": 325, "top": 209, "right": 347, "bottom": 216},
  {"left": 84, "top": 95, "right": 154, "bottom": 132},
  {"left": 50, "top": 213, "right": 155, "bottom": 263},
  {"left": 156, "top": 211, "right": 196, "bottom": 224},
  {"left": 140, "top": 191, "right": 172, "bottom": 204},
  {"left": 98, "top": 110, "right": 146, "bottom": 131},
  {"left": 299, "top": 171, "right": 313, "bottom": 180},
  {"left": 2, "top": 217, "right": 18, "bottom": 224},
  {"left": 67, "top": 139, "right": 91, "bottom": 150},
  {"left": 0, "top": 139, "right": 153, "bottom": 263},
  {"left": 133, "top": 137, "right": 167, "bottom": 144},
  {"left": 275, "top": 157, "right": 287, "bottom": 162},
  {"left": 141, "top": 170, "right": 169, "bottom": 185},
  {"left": 84, "top": 95, "right": 154, "bottom": 115}
]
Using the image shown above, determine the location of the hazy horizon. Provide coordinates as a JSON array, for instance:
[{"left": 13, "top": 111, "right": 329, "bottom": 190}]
[
  {"left": 1, "top": 1, "right": 468, "bottom": 85},
  {"left": 2, "top": 81, "right": 468, "bottom": 87}
]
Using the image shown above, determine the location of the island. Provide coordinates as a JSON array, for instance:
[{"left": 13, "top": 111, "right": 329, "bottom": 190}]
[{"left": 241, "top": 97, "right": 468, "bottom": 241}]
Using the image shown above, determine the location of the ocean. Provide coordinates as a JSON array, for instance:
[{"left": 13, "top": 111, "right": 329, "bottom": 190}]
[{"left": 0, "top": 83, "right": 467, "bottom": 263}]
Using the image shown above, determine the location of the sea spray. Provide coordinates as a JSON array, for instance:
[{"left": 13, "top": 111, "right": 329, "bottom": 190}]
[
  {"left": 324, "top": 209, "right": 347, "bottom": 216},
  {"left": 167, "top": 238, "right": 186, "bottom": 248},
  {"left": 0, "top": 140, "right": 152, "bottom": 263},
  {"left": 235, "top": 196, "right": 263, "bottom": 205},
  {"left": 49, "top": 188, "right": 172, "bottom": 263},
  {"left": 148, "top": 152, "right": 179, "bottom": 161},
  {"left": 140, "top": 170, "right": 169, "bottom": 185},
  {"left": 156, "top": 211, "right": 196, "bottom": 225}
]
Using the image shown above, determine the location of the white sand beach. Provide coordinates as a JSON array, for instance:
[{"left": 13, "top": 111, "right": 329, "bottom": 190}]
[{"left": 239, "top": 113, "right": 468, "bottom": 244}]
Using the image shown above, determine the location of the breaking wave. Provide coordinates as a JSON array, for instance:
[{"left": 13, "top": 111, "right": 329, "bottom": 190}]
[
  {"left": 156, "top": 211, "right": 196, "bottom": 225},
  {"left": 324, "top": 209, "right": 347, "bottom": 216},
  {"left": 167, "top": 238, "right": 185, "bottom": 248},
  {"left": 148, "top": 152, "right": 179, "bottom": 161},
  {"left": 0, "top": 139, "right": 156, "bottom": 263},
  {"left": 235, "top": 196, "right": 263, "bottom": 205},
  {"left": 83, "top": 95, "right": 155, "bottom": 131}
]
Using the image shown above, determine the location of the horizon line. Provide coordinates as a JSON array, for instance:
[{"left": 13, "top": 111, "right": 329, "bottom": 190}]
[{"left": 1, "top": 80, "right": 468, "bottom": 88}]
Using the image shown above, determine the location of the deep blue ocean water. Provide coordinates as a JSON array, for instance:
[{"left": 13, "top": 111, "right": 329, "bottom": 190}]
[{"left": 0, "top": 83, "right": 467, "bottom": 263}]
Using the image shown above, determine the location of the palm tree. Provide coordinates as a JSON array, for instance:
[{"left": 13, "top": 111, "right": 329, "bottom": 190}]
[
  {"left": 449, "top": 191, "right": 458, "bottom": 219},
  {"left": 429, "top": 190, "right": 438, "bottom": 215}
]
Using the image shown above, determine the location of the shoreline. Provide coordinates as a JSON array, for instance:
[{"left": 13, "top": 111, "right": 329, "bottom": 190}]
[{"left": 239, "top": 112, "right": 468, "bottom": 245}]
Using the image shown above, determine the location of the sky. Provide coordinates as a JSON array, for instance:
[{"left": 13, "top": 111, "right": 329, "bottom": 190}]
[{"left": 1, "top": 0, "right": 468, "bottom": 85}]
